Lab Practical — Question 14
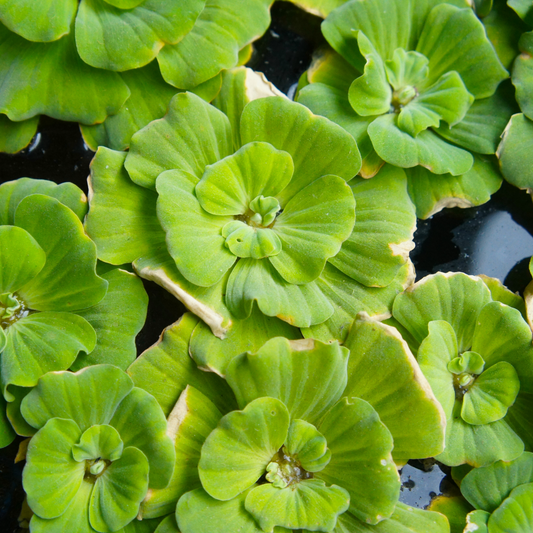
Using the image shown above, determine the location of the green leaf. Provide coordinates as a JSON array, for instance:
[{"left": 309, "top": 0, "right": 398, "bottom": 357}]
[
  {"left": 448, "top": 351, "right": 485, "bottom": 376},
  {"left": 226, "top": 337, "right": 349, "bottom": 426},
  {"left": 428, "top": 495, "right": 472, "bottom": 533},
  {"left": 368, "top": 114, "right": 473, "bottom": 175},
  {"left": 85, "top": 148, "right": 166, "bottom": 265},
  {"left": 103, "top": 0, "right": 145, "bottom": 7},
  {"left": 416, "top": 4, "right": 508, "bottom": 98},
  {"left": 330, "top": 164, "right": 416, "bottom": 288},
  {"left": 196, "top": 141, "right": 293, "bottom": 216},
  {"left": 285, "top": 419, "right": 331, "bottom": 472},
  {"left": 5, "top": 385, "right": 34, "bottom": 437},
  {"left": 72, "top": 268, "right": 148, "bottom": 370},
  {"left": 465, "top": 510, "right": 489, "bottom": 533},
  {"left": 270, "top": 175, "right": 355, "bottom": 284},
  {"left": 461, "top": 452, "right": 533, "bottom": 512},
  {"left": 157, "top": 0, "right": 273, "bottom": 89},
  {"left": 199, "top": 397, "right": 290, "bottom": 500},
  {"left": 392, "top": 272, "right": 492, "bottom": 351},
  {"left": 508, "top": 0, "right": 533, "bottom": 25},
  {"left": 245, "top": 479, "right": 350, "bottom": 532},
  {"left": 15, "top": 194, "right": 108, "bottom": 312},
  {"left": 189, "top": 304, "right": 301, "bottom": 377},
  {"left": 302, "top": 262, "right": 412, "bottom": 344},
  {"left": 0, "top": 114, "right": 38, "bottom": 154},
  {"left": 128, "top": 313, "right": 237, "bottom": 416},
  {"left": 156, "top": 169, "right": 235, "bottom": 287},
  {"left": 336, "top": 501, "right": 451, "bottom": 532},
  {"left": 437, "top": 401, "right": 524, "bottom": 467},
  {"left": 344, "top": 315, "right": 446, "bottom": 464},
  {"left": 0, "top": 226, "right": 45, "bottom": 294},
  {"left": 110, "top": 387, "right": 175, "bottom": 489},
  {"left": 0, "top": 177, "right": 87, "bottom": 225},
  {"left": 72, "top": 424, "right": 123, "bottom": 462},
  {"left": 0, "top": 0, "right": 77, "bottom": 42},
  {"left": 398, "top": 71, "right": 474, "bottom": 136},
  {"left": 222, "top": 221, "right": 282, "bottom": 260},
  {"left": 286, "top": 0, "right": 347, "bottom": 18},
  {"left": 89, "top": 446, "right": 149, "bottom": 532},
  {"left": 317, "top": 397, "right": 399, "bottom": 524},
  {"left": 385, "top": 48, "right": 429, "bottom": 90},
  {"left": 479, "top": 275, "right": 527, "bottom": 317},
  {"left": 515, "top": 32, "right": 533, "bottom": 118},
  {"left": 488, "top": 483, "right": 533, "bottom": 532},
  {"left": 2, "top": 312, "right": 96, "bottom": 395},
  {"left": 29, "top": 480, "right": 94, "bottom": 533},
  {"left": 0, "top": 27, "right": 130, "bottom": 124},
  {"left": 225, "top": 258, "right": 334, "bottom": 327},
  {"left": 126, "top": 92, "right": 232, "bottom": 190},
  {"left": 347, "top": 32, "right": 391, "bottom": 116},
  {"left": 406, "top": 155, "right": 502, "bottom": 219},
  {"left": 212, "top": 67, "right": 283, "bottom": 150},
  {"left": 435, "top": 84, "right": 516, "bottom": 155},
  {"left": 81, "top": 61, "right": 180, "bottom": 152},
  {"left": 154, "top": 515, "right": 179, "bottom": 533},
  {"left": 240, "top": 96, "right": 361, "bottom": 205},
  {"left": 141, "top": 386, "right": 222, "bottom": 519},
  {"left": 0, "top": 394, "right": 15, "bottom": 447},
  {"left": 417, "top": 320, "right": 458, "bottom": 418},
  {"left": 76, "top": 0, "right": 205, "bottom": 71},
  {"left": 498, "top": 113, "right": 533, "bottom": 191},
  {"left": 23, "top": 418, "right": 84, "bottom": 519},
  {"left": 177, "top": 488, "right": 263, "bottom": 533},
  {"left": 461, "top": 362, "right": 520, "bottom": 425},
  {"left": 21, "top": 364, "right": 134, "bottom": 432}
]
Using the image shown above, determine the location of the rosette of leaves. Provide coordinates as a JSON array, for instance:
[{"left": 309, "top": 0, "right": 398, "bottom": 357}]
[
  {"left": 430, "top": 452, "right": 533, "bottom": 532},
  {"left": 127, "top": 312, "right": 448, "bottom": 533},
  {"left": 0, "top": 0, "right": 273, "bottom": 153},
  {"left": 296, "top": 0, "right": 512, "bottom": 219},
  {"left": 495, "top": 2, "right": 533, "bottom": 192},
  {"left": 20, "top": 364, "right": 175, "bottom": 533},
  {"left": 0, "top": 178, "right": 148, "bottom": 449},
  {"left": 86, "top": 72, "right": 418, "bottom": 373},
  {"left": 391, "top": 272, "right": 533, "bottom": 467}
]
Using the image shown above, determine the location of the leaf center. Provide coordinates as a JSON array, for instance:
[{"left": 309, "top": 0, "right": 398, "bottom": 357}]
[
  {"left": 448, "top": 351, "right": 485, "bottom": 399},
  {"left": 0, "top": 292, "right": 30, "bottom": 328},
  {"left": 266, "top": 447, "right": 313, "bottom": 488},
  {"left": 85, "top": 458, "right": 111, "bottom": 482}
]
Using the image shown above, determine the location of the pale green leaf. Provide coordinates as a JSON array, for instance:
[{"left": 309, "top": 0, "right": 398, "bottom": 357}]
[
  {"left": 225, "top": 258, "right": 334, "bottom": 327},
  {"left": 72, "top": 424, "right": 123, "bottom": 462},
  {"left": 285, "top": 419, "right": 331, "bottom": 472},
  {"left": 189, "top": 304, "right": 301, "bottom": 377},
  {"left": 128, "top": 313, "right": 237, "bottom": 416},
  {"left": 317, "top": 398, "right": 399, "bottom": 524},
  {"left": 245, "top": 479, "right": 350, "bottom": 532},
  {"left": 488, "top": 483, "right": 533, "bottom": 532},
  {"left": 156, "top": 169, "right": 235, "bottom": 287},
  {"left": 15, "top": 194, "right": 108, "bottom": 312},
  {"left": 286, "top": 0, "right": 347, "bottom": 18},
  {"left": 125, "top": 92, "right": 232, "bottom": 190},
  {"left": 196, "top": 141, "right": 293, "bottom": 216},
  {"left": 89, "top": 447, "right": 149, "bottom": 532},
  {"left": 240, "top": 96, "right": 361, "bottom": 205},
  {"left": 157, "top": 0, "right": 273, "bottom": 89},
  {"left": 0, "top": 393, "right": 15, "bottom": 447},
  {"left": 0, "top": 0, "right": 77, "bottom": 42},
  {"left": 385, "top": 49, "right": 429, "bottom": 90},
  {"left": 0, "top": 114, "right": 38, "bottom": 154},
  {"left": 110, "top": 387, "right": 175, "bottom": 489},
  {"left": 0, "top": 26, "right": 129, "bottom": 124},
  {"left": 2, "top": 312, "right": 96, "bottom": 395},
  {"left": 76, "top": 0, "right": 205, "bottom": 71},
  {"left": 226, "top": 337, "right": 349, "bottom": 426},
  {"left": 344, "top": 315, "right": 446, "bottom": 464},
  {"left": 21, "top": 364, "right": 134, "bottom": 432},
  {"left": 198, "top": 397, "right": 290, "bottom": 500},
  {"left": 23, "top": 418, "right": 84, "bottom": 519},
  {"left": 368, "top": 114, "right": 473, "bottom": 175},
  {"left": 514, "top": 31, "right": 533, "bottom": 121},
  {"left": 270, "top": 175, "right": 356, "bottom": 284}
]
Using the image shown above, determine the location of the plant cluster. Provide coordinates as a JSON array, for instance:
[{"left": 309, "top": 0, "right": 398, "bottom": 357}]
[{"left": 1, "top": 1, "right": 533, "bottom": 533}]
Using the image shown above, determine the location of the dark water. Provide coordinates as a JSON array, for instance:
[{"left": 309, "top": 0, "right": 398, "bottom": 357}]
[{"left": 1, "top": 2, "right": 533, "bottom": 529}]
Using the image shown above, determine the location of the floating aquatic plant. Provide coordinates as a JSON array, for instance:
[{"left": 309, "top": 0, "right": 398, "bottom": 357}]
[
  {"left": 392, "top": 272, "right": 533, "bottom": 467},
  {"left": 297, "top": 0, "right": 512, "bottom": 218},
  {"left": 21, "top": 364, "right": 175, "bottom": 533}
]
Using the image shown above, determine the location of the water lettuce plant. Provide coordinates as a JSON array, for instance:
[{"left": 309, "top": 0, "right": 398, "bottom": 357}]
[
  {"left": 21, "top": 364, "right": 175, "bottom": 533},
  {"left": 0, "top": 0, "right": 273, "bottom": 152},
  {"left": 127, "top": 312, "right": 447, "bottom": 532},
  {"left": 86, "top": 80, "right": 417, "bottom": 370},
  {"left": 392, "top": 272, "right": 533, "bottom": 467},
  {"left": 297, "top": 0, "right": 511, "bottom": 218},
  {"left": 0, "top": 178, "right": 148, "bottom": 449}
]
